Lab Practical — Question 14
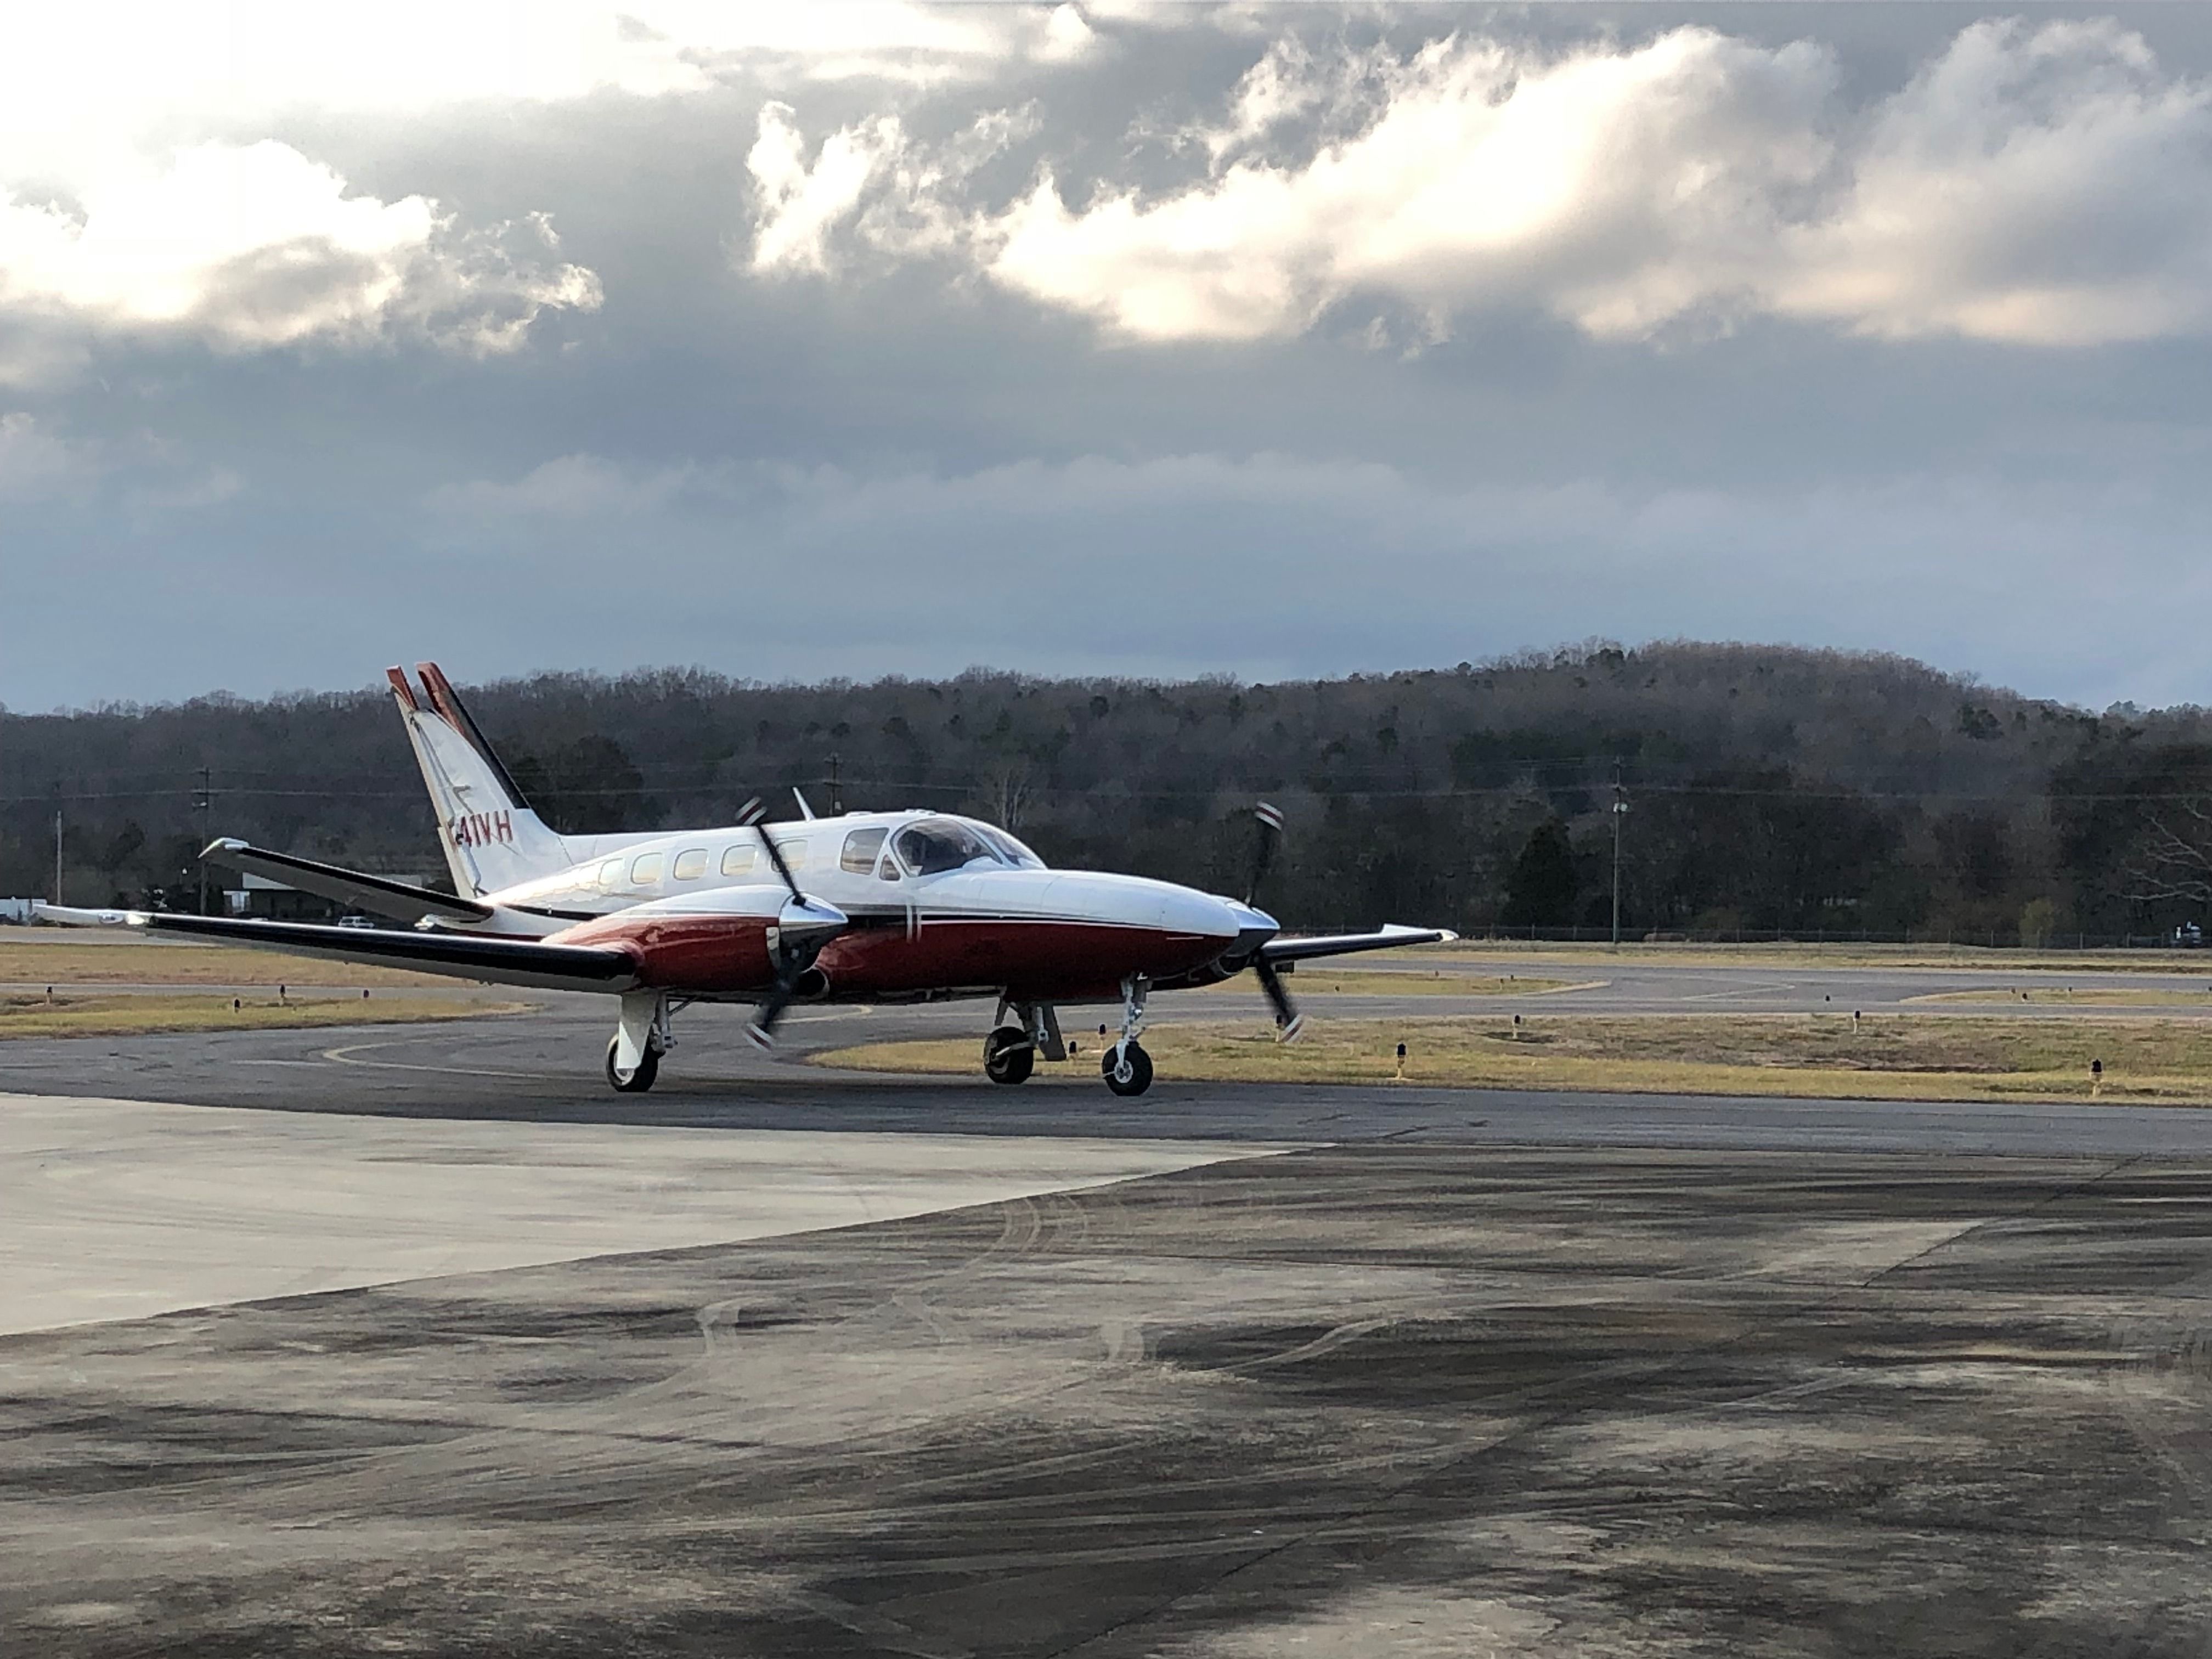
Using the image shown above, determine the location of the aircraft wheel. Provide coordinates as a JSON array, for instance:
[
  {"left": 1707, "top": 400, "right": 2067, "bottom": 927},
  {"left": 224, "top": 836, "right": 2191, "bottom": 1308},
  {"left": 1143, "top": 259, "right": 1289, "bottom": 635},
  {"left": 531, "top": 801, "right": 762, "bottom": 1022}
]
[
  {"left": 1101, "top": 1041, "right": 1153, "bottom": 1098},
  {"left": 606, "top": 1036, "right": 661, "bottom": 1093},
  {"left": 983, "top": 1028, "right": 1035, "bottom": 1086}
]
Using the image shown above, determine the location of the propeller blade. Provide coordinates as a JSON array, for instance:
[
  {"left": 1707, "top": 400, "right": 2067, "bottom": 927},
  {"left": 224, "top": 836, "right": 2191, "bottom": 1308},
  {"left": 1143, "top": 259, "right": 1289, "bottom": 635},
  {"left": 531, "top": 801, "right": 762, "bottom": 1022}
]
[
  {"left": 745, "top": 970, "right": 801, "bottom": 1049},
  {"left": 1254, "top": 956, "right": 1304, "bottom": 1043},
  {"left": 737, "top": 795, "right": 804, "bottom": 904},
  {"left": 1244, "top": 801, "right": 1284, "bottom": 907}
]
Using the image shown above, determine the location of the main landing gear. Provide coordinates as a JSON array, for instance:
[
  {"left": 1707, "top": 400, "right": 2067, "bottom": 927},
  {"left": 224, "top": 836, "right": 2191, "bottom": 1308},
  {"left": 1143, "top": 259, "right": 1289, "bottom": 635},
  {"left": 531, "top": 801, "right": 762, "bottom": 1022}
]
[
  {"left": 606, "top": 991, "right": 673, "bottom": 1093},
  {"left": 982, "top": 998, "right": 1062, "bottom": 1086}
]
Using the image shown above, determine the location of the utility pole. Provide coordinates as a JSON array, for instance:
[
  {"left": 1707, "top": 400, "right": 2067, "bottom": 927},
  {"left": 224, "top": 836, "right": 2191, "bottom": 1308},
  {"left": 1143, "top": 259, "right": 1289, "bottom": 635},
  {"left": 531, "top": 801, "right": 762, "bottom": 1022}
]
[
  {"left": 827, "top": 752, "right": 843, "bottom": 815},
  {"left": 193, "top": 766, "right": 212, "bottom": 914},
  {"left": 53, "top": 808, "right": 63, "bottom": 906},
  {"left": 1610, "top": 766, "right": 1630, "bottom": 949}
]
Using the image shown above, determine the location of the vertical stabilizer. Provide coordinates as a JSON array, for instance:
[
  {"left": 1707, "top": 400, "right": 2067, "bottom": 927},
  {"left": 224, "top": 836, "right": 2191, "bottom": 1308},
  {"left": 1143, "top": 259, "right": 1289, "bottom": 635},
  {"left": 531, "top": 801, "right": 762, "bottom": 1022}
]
[{"left": 388, "top": 664, "right": 572, "bottom": 897}]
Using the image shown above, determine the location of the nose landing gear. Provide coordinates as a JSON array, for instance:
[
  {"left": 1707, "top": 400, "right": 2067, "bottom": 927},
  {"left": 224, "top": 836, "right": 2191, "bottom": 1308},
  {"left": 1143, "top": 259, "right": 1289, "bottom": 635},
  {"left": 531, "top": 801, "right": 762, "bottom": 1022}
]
[
  {"left": 1102, "top": 975, "right": 1153, "bottom": 1097},
  {"left": 1102, "top": 1041, "right": 1152, "bottom": 1097}
]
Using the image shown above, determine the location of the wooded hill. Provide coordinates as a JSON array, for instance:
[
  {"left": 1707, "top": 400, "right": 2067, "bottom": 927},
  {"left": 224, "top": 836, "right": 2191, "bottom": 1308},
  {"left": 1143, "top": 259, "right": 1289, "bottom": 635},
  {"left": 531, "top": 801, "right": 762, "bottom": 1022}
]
[{"left": 8, "top": 641, "right": 2212, "bottom": 944}]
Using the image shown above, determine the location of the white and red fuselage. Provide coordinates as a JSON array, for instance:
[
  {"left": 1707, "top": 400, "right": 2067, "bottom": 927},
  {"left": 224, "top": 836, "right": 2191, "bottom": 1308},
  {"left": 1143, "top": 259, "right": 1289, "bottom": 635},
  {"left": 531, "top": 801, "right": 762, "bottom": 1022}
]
[{"left": 483, "top": 809, "right": 1268, "bottom": 1008}]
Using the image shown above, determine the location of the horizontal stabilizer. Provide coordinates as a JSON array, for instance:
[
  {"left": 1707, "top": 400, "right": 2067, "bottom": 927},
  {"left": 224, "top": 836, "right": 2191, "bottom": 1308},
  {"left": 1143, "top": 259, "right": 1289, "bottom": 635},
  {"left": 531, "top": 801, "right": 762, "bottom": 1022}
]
[
  {"left": 41, "top": 907, "right": 639, "bottom": 995},
  {"left": 202, "top": 839, "right": 493, "bottom": 924},
  {"left": 1259, "top": 924, "right": 1459, "bottom": 964}
]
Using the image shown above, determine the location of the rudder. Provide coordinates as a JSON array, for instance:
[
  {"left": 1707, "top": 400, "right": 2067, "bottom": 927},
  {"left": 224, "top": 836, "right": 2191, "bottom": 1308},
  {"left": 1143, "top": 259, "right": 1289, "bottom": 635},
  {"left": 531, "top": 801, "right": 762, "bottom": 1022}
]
[{"left": 390, "top": 663, "right": 573, "bottom": 897}]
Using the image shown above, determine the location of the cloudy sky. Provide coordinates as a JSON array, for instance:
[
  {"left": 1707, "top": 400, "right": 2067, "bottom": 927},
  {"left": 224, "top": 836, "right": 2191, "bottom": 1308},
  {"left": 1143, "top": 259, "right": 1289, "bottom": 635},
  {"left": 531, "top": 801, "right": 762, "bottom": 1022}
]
[{"left": 5, "top": 2, "right": 2212, "bottom": 710}]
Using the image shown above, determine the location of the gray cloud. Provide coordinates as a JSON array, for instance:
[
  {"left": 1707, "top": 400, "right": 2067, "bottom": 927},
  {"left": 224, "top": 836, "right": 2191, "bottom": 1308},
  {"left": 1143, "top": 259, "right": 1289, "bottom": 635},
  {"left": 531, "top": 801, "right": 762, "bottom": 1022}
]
[{"left": 3, "top": 5, "right": 2210, "bottom": 715}]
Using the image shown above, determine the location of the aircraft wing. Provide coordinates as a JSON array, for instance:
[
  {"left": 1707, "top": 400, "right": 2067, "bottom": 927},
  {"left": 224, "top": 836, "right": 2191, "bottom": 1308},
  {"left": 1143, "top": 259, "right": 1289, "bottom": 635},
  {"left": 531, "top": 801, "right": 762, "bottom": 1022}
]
[
  {"left": 201, "top": 838, "right": 493, "bottom": 924},
  {"left": 41, "top": 907, "right": 638, "bottom": 995},
  {"left": 1259, "top": 924, "right": 1460, "bottom": 964}
]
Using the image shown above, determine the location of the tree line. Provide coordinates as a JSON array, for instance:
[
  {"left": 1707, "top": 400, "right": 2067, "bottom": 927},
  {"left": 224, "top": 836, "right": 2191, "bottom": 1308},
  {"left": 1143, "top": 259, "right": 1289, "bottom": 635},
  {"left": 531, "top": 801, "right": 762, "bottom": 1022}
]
[{"left": 7, "top": 641, "right": 2212, "bottom": 944}]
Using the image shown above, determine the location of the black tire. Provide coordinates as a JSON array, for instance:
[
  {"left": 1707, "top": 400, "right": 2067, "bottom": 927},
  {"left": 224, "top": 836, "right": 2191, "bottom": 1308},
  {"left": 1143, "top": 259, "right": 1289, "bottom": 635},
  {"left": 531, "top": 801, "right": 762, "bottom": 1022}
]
[
  {"left": 983, "top": 1028, "right": 1035, "bottom": 1086},
  {"left": 1101, "top": 1041, "right": 1153, "bottom": 1097},
  {"left": 606, "top": 1035, "right": 660, "bottom": 1093}
]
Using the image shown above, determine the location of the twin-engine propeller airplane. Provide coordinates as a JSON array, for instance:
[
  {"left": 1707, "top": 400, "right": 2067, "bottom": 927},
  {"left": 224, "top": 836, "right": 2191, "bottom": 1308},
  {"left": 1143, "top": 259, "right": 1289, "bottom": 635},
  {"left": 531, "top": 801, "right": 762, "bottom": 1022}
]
[{"left": 51, "top": 663, "right": 1455, "bottom": 1094}]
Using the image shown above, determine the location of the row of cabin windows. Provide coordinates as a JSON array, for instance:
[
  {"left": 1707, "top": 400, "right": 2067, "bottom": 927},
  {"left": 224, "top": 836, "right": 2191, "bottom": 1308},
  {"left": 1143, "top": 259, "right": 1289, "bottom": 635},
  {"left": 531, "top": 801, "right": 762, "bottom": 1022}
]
[
  {"left": 599, "top": 821, "right": 1034, "bottom": 893},
  {"left": 599, "top": 835, "right": 827, "bottom": 893},
  {"left": 600, "top": 840, "right": 769, "bottom": 892}
]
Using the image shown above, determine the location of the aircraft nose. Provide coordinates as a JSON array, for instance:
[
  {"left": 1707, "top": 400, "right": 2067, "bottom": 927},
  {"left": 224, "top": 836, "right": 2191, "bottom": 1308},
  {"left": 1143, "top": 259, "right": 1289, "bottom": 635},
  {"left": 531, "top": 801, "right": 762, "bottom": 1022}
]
[{"left": 1163, "top": 885, "right": 1242, "bottom": 941}]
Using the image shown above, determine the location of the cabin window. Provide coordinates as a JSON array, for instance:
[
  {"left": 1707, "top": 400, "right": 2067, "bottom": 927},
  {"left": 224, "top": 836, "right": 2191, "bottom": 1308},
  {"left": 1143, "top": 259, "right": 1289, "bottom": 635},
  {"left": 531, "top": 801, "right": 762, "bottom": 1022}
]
[
  {"left": 840, "top": 827, "right": 888, "bottom": 874},
  {"left": 673, "top": 849, "right": 708, "bottom": 882},
  {"left": 629, "top": 852, "right": 664, "bottom": 886},
  {"left": 720, "top": 844, "right": 756, "bottom": 877},
  {"left": 774, "top": 838, "right": 807, "bottom": 871},
  {"left": 597, "top": 857, "right": 625, "bottom": 891}
]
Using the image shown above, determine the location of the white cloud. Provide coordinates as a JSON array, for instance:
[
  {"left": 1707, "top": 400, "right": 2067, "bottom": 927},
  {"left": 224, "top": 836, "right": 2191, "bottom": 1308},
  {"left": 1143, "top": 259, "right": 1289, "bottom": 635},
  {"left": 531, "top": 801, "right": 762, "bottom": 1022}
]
[
  {"left": 747, "top": 103, "right": 1036, "bottom": 274},
  {"left": 1775, "top": 20, "right": 2212, "bottom": 344},
  {"left": 0, "top": 3, "right": 1085, "bottom": 172},
  {"left": 0, "top": 3, "right": 1094, "bottom": 363},
  {"left": 752, "top": 19, "right": 2212, "bottom": 350},
  {"left": 0, "top": 142, "right": 599, "bottom": 357},
  {"left": 749, "top": 105, "right": 910, "bottom": 275}
]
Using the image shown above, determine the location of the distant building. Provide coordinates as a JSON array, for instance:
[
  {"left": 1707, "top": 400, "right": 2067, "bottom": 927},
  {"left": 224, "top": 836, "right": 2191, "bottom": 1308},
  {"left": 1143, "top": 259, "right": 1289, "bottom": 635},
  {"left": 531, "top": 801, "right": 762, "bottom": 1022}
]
[
  {"left": 224, "top": 873, "right": 343, "bottom": 922},
  {"left": 222, "top": 872, "right": 438, "bottom": 922}
]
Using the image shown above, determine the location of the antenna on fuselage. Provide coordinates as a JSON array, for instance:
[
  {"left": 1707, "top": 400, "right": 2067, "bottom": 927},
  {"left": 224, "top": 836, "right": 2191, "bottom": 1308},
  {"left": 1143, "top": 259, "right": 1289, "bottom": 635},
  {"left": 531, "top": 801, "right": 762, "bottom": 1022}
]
[{"left": 792, "top": 787, "right": 817, "bottom": 820}]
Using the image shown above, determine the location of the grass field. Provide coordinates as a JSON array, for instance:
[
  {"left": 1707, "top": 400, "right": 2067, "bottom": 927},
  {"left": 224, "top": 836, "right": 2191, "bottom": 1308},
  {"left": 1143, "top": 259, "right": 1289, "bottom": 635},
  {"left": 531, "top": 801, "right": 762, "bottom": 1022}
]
[
  {"left": 0, "top": 935, "right": 450, "bottom": 988},
  {"left": 1352, "top": 941, "right": 2212, "bottom": 975},
  {"left": 0, "top": 990, "right": 532, "bottom": 1041},
  {"left": 1912, "top": 986, "right": 2212, "bottom": 1007},
  {"left": 813, "top": 1012, "right": 2212, "bottom": 1104}
]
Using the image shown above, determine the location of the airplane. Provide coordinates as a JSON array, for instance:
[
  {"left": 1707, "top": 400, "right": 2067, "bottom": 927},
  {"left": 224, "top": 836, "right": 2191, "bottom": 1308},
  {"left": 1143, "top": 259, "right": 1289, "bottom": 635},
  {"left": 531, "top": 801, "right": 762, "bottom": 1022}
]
[{"left": 50, "top": 663, "right": 1457, "bottom": 1095}]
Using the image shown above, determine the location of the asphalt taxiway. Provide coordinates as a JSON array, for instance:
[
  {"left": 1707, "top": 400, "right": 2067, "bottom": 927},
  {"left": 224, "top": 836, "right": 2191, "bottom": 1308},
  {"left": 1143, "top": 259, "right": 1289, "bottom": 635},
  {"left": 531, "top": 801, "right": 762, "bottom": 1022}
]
[{"left": 9, "top": 1005, "right": 2212, "bottom": 1655}]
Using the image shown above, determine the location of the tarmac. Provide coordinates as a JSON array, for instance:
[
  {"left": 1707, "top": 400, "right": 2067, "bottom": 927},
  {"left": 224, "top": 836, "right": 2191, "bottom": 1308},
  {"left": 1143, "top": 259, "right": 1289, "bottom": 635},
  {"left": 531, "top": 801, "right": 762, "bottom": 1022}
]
[{"left": 8, "top": 996, "right": 2212, "bottom": 1655}]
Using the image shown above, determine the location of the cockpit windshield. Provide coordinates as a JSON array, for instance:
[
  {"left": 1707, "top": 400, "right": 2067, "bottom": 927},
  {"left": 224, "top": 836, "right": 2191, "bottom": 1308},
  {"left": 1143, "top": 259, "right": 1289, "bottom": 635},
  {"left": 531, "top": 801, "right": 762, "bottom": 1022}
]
[
  {"left": 894, "top": 819, "right": 1002, "bottom": 876},
  {"left": 977, "top": 826, "right": 1045, "bottom": 869}
]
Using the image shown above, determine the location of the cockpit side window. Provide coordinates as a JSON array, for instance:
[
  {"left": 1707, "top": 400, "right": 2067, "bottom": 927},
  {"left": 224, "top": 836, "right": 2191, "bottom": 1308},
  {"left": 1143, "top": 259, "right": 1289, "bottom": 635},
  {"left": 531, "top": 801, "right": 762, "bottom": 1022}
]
[
  {"left": 893, "top": 819, "right": 1000, "bottom": 876},
  {"left": 840, "top": 827, "right": 888, "bottom": 874}
]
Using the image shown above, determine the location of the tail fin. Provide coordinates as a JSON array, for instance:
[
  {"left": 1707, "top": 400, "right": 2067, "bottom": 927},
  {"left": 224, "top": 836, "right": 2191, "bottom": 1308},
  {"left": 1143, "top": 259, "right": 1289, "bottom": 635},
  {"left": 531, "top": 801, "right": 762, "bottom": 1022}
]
[{"left": 388, "top": 663, "right": 572, "bottom": 898}]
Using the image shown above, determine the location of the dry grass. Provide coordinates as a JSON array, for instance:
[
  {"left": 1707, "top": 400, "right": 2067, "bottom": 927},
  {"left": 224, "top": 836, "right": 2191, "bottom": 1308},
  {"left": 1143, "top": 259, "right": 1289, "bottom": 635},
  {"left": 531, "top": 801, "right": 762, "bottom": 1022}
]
[
  {"left": 0, "top": 936, "right": 447, "bottom": 988},
  {"left": 1912, "top": 987, "right": 2212, "bottom": 1007},
  {"left": 0, "top": 991, "right": 532, "bottom": 1041},
  {"left": 1356, "top": 941, "right": 2212, "bottom": 975},
  {"left": 1190, "top": 971, "right": 1577, "bottom": 998},
  {"left": 813, "top": 1012, "right": 2212, "bottom": 1104}
]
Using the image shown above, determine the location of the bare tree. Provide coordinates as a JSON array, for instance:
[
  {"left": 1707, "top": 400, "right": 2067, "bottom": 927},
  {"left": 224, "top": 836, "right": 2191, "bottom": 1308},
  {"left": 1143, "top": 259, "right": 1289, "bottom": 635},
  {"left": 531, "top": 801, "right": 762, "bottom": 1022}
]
[{"left": 2122, "top": 803, "right": 2212, "bottom": 906}]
